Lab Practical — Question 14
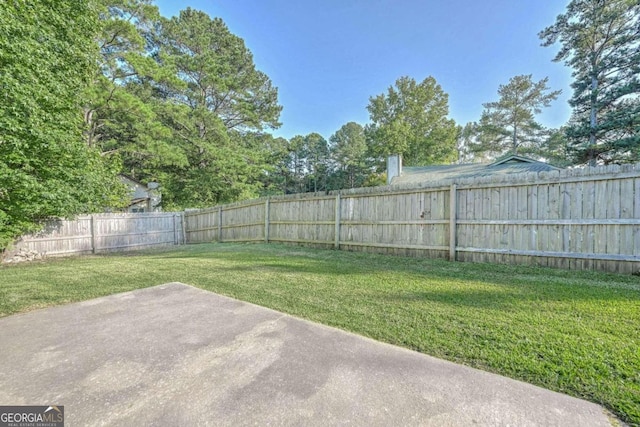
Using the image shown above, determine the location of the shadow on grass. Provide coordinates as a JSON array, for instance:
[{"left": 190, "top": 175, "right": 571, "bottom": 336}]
[
  {"left": 102, "top": 243, "right": 640, "bottom": 302},
  {"left": 194, "top": 260, "right": 640, "bottom": 302},
  {"left": 23, "top": 243, "right": 639, "bottom": 426},
  {"left": 389, "top": 289, "right": 525, "bottom": 310}
]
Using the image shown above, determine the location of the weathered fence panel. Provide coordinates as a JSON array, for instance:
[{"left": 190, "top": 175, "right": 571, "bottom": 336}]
[
  {"left": 269, "top": 196, "right": 336, "bottom": 246},
  {"left": 339, "top": 189, "right": 450, "bottom": 258},
  {"left": 452, "top": 167, "right": 640, "bottom": 274},
  {"left": 183, "top": 207, "right": 219, "bottom": 244},
  {"left": 183, "top": 163, "right": 640, "bottom": 274},
  {"left": 221, "top": 202, "right": 265, "bottom": 243},
  {"left": 11, "top": 212, "right": 184, "bottom": 258}
]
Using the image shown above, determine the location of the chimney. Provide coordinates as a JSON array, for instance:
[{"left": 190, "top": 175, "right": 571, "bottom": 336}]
[{"left": 387, "top": 154, "right": 402, "bottom": 185}]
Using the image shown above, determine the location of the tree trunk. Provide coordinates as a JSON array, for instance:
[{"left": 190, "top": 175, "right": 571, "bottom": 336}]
[
  {"left": 83, "top": 107, "right": 96, "bottom": 148},
  {"left": 588, "top": 74, "right": 598, "bottom": 166}
]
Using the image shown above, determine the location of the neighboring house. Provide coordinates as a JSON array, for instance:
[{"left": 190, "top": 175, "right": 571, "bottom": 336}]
[
  {"left": 119, "top": 175, "right": 161, "bottom": 213},
  {"left": 386, "top": 154, "right": 560, "bottom": 185}
]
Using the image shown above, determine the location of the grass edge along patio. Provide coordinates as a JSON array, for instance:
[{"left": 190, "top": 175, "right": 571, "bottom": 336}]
[{"left": 1, "top": 243, "right": 638, "bottom": 424}]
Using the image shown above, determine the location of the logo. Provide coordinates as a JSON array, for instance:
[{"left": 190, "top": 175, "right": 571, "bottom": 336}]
[{"left": 0, "top": 406, "right": 64, "bottom": 427}]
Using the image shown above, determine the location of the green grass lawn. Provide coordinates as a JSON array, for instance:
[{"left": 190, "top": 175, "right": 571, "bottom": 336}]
[{"left": 1, "top": 243, "right": 639, "bottom": 424}]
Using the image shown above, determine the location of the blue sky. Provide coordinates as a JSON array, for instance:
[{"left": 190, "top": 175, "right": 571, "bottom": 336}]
[{"left": 154, "top": 1, "right": 573, "bottom": 141}]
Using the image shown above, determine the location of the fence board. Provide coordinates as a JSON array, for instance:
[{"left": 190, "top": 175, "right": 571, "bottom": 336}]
[
  {"left": 178, "top": 165, "right": 640, "bottom": 274},
  {"left": 18, "top": 164, "right": 639, "bottom": 274},
  {"left": 12, "top": 213, "right": 183, "bottom": 257}
]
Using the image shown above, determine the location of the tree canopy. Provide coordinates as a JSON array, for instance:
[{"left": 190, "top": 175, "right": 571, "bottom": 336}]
[
  {"left": 149, "top": 8, "right": 282, "bottom": 207},
  {"left": 472, "top": 75, "right": 561, "bottom": 158},
  {"left": 330, "top": 122, "right": 370, "bottom": 189},
  {"left": 86, "top": 0, "right": 181, "bottom": 179},
  {"left": 0, "top": 1, "right": 286, "bottom": 250},
  {"left": 84, "top": 4, "right": 284, "bottom": 209},
  {"left": 0, "top": 0, "right": 126, "bottom": 251},
  {"left": 366, "top": 76, "right": 458, "bottom": 166},
  {"left": 540, "top": 0, "right": 640, "bottom": 164}
]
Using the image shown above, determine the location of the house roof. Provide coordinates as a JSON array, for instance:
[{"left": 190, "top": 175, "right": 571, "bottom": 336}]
[
  {"left": 119, "top": 175, "right": 152, "bottom": 202},
  {"left": 391, "top": 155, "right": 559, "bottom": 185},
  {"left": 119, "top": 174, "right": 149, "bottom": 187}
]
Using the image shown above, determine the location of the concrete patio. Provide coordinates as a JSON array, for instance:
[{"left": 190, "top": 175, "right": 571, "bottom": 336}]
[{"left": 0, "top": 283, "right": 612, "bottom": 426}]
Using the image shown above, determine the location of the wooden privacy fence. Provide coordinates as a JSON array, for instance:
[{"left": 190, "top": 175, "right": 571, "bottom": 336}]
[
  {"left": 13, "top": 212, "right": 185, "bottom": 257},
  {"left": 185, "top": 163, "right": 640, "bottom": 274}
]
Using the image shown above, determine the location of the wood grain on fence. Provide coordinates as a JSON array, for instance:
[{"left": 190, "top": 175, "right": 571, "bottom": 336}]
[
  {"left": 184, "top": 163, "right": 640, "bottom": 274},
  {"left": 14, "top": 212, "right": 184, "bottom": 256}
]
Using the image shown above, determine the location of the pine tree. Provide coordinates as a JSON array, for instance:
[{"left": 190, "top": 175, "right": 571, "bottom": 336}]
[
  {"left": 152, "top": 8, "right": 282, "bottom": 207},
  {"left": 330, "top": 122, "right": 369, "bottom": 189},
  {"left": 540, "top": 0, "right": 640, "bottom": 164},
  {"left": 473, "top": 75, "right": 560, "bottom": 159}
]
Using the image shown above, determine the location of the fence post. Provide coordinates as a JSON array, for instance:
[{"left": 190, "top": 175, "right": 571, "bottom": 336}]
[
  {"left": 217, "top": 206, "right": 223, "bottom": 242},
  {"left": 264, "top": 198, "right": 270, "bottom": 243},
  {"left": 449, "top": 184, "right": 457, "bottom": 261},
  {"left": 91, "top": 215, "right": 97, "bottom": 254},
  {"left": 173, "top": 214, "right": 178, "bottom": 245},
  {"left": 335, "top": 194, "right": 341, "bottom": 249},
  {"left": 181, "top": 212, "right": 187, "bottom": 244}
]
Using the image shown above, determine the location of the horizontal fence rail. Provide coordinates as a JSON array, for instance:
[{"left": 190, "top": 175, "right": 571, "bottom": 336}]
[
  {"left": 9, "top": 212, "right": 185, "bottom": 258},
  {"left": 184, "top": 163, "right": 640, "bottom": 274},
  {"left": 6, "top": 164, "right": 640, "bottom": 274}
]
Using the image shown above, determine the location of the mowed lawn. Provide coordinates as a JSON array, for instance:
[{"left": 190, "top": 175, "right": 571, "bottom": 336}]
[{"left": 1, "top": 243, "right": 639, "bottom": 424}]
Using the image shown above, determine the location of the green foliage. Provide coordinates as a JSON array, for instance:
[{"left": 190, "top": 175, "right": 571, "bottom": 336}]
[
  {"left": 243, "top": 133, "right": 290, "bottom": 197},
  {"left": 456, "top": 122, "right": 480, "bottom": 163},
  {"left": 540, "top": 0, "right": 640, "bottom": 164},
  {"left": 303, "top": 133, "right": 330, "bottom": 192},
  {"left": 158, "top": 8, "right": 281, "bottom": 132},
  {"left": 331, "top": 123, "right": 367, "bottom": 168},
  {"left": 366, "top": 76, "right": 458, "bottom": 166},
  {"left": 279, "top": 133, "right": 330, "bottom": 193},
  {"left": 286, "top": 135, "right": 309, "bottom": 193},
  {"left": 0, "top": 0, "right": 126, "bottom": 251},
  {"left": 82, "top": 4, "right": 283, "bottom": 207},
  {"left": 536, "top": 128, "right": 574, "bottom": 167},
  {"left": 277, "top": 125, "right": 382, "bottom": 194},
  {"left": 87, "top": 0, "right": 185, "bottom": 184},
  {"left": 330, "top": 122, "right": 373, "bottom": 189},
  {"left": 146, "top": 8, "right": 282, "bottom": 207},
  {"left": 473, "top": 75, "right": 561, "bottom": 159}
]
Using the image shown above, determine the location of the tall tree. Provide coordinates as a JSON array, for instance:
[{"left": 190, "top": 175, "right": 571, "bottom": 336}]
[
  {"left": 540, "top": 0, "right": 640, "bottom": 164},
  {"left": 152, "top": 8, "right": 282, "bottom": 207},
  {"left": 86, "top": 0, "right": 185, "bottom": 183},
  {"left": 158, "top": 8, "right": 281, "bottom": 134},
  {"left": 0, "top": 0, "right": 125, "bottom": 251},
  {"left": 330, "top": 122, "right": 369, "bottom": 188},
  {"left": 86, "top": 0, "right": 160, "bottom": 148},
  {"left": 244, "top": 133, "right": 291, "bottom": 196},
  {"left": 304, "top": 133, "right": 330, "bottom": 192},
  {"left": 456, "top": 123, "right": 480, "bottom": 163},
  {"left": 473, "top": 75, "right": 561, "bottom": 158},
  {"left": 537, "top": 127, "right": 574, "bottom": 167},
  {"left": 287, "top": 135, "right": 308, "bottom": 193},
  {"left": 366, "top": 76, "right": 458, "bottom": 166}
]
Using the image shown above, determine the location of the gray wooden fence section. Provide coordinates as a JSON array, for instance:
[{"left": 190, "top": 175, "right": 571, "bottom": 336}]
[
  {"left": 14, "top": 212, "right": 185, "bottom": 256},
  {"left": 184, "top": 163, "right": 640, "bottom": 274}
]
